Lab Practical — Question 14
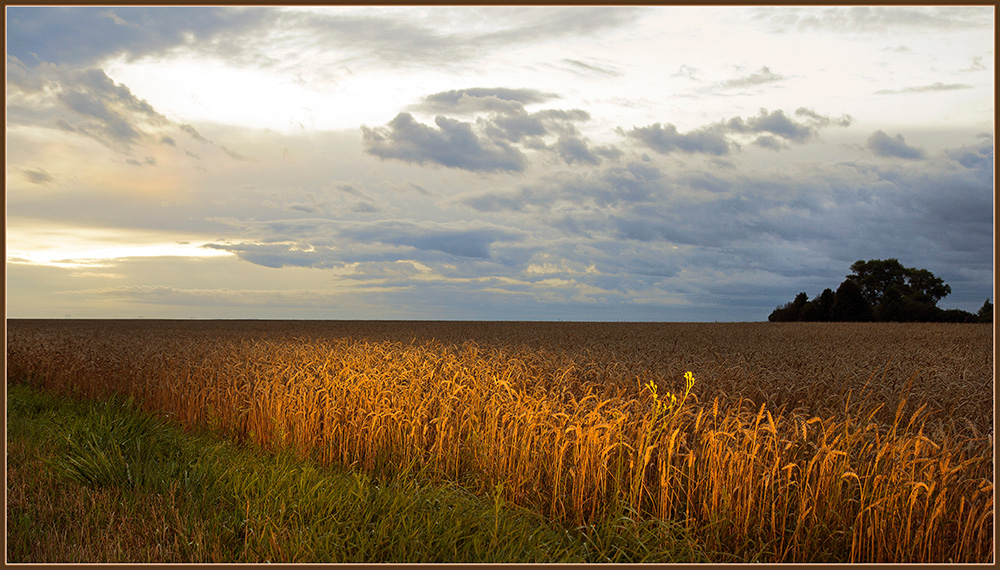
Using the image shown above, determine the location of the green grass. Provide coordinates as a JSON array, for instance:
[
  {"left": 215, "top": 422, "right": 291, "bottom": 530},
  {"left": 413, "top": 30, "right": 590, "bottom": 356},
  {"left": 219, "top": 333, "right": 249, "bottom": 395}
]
[{"left": 6, "top": 383, "right": 711, "bottom": 563}]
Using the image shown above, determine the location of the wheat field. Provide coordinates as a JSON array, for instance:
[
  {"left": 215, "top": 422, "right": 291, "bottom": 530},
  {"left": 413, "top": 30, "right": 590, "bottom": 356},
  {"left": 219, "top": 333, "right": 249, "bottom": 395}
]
[{"left": 5, "top": 319, "right": 994, "bottom": 562}]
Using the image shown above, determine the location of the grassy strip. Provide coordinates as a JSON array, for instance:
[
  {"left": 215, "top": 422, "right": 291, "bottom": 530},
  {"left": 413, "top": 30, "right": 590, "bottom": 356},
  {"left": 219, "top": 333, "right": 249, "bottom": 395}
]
[{"left": 6, "top": 383, "right": 711, "bottom": 563}]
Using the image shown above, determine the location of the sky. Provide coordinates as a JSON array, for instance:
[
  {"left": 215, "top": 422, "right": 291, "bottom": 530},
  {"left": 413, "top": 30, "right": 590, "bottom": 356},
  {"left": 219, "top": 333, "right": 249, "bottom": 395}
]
[{"left": 5, "top": 5, "right": 995, "bottom": 321}]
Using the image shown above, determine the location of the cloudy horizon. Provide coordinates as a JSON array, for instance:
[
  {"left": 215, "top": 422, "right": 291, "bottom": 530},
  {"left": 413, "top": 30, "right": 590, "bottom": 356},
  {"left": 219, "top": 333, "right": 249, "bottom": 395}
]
[{"left": 5, "top": 6, "right": 994, "bottom": 321}]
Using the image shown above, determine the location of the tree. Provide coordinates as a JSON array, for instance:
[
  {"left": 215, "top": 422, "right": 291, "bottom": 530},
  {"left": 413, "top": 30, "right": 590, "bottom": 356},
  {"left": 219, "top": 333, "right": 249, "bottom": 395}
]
[
  {"left": 799, "top": 288, "right": 835, "bottom": 322},
  {"left": 846, "top": 258, "right": 952, "bottom": 320},
  {"left": 768, "top": 292, "right": 809, "bottom": 322},
  {"left": 906, "top": 268, "right": 951, "bottom": 303},
  {"left": 831, "top": 279, "right": 873, "bottom": 322},
  {"left": 940, "top": 309, "right": 976, "bottom": 323},
  {"left": 977, "top": 299, "right": 993, "bottom": 323},
  {"left": 768, "top": 259, "right": 967, "bottom": 323},
  {"left": 847, "top": 258, "right": 909, "bottom": 306}
]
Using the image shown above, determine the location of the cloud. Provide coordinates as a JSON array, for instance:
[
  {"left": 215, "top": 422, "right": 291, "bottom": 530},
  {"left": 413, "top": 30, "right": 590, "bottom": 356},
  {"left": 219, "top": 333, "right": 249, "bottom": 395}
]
[
  {"left": 6, "top": 59, "right": 250, "bottom": 165},
  {"left": 718, "top": 65, "right": 785, "bottom": 89},
  {"left": 6, "top": 6, "right": 269, "bottom": 67},
  {"left": 204, "top": 218, "right": 527, "bottom": 269},
  {"left": 753, "top": 136, "right": 787, "bottom": 151},
  {"left": 179, "top": 123, "right": 211, "bottom": 143},
  {"left": 219, "top": 145, "right": 252, "bottom": 162},
  {"left": 413, "top": 87, "right": 558, "bottom": 115},
  {"left": 619, "top": 122, "right": 731, "bottom": 156},
  {"left": 555, "top": 136, "right": 601, "bottom": 165},
  {"left": 7, "top": 64, "right": 168, "bottom": 152},
  {"left": 794, "top": 107, "right": 853, "bottom": 128},
  {"left": 55, "top": 75, "right": 159, "bottom": 149},
  {"left": 726, "top": 108, "right": 813, "bottom": 143},
  {"left": 69, "top": 285, "right": 410, "bottom": 308},
  {"left": 469, "top": 6, "right": 643, "bottom": 49},
  {"left": 453, "top": 135, "right": 991, "bottom": 311},
  {"left": 125, "top": 156, "right": 157, "bottom": 167},
  {"left": 672, "top": 65, "right": 700, "bottom": 80},
  {"left": 866, "top": 130, "right": 925, "bottom": 160},
  {"left": 960, "top": 56, "right": 988, "bottom": 73},
  {"left": 21, "top": 168, "right": 54, "bottom": 185},
  {"left": 287, "top": 6, "right": 641, "bottom": 67},
  {"left": 340, "top": 220, "right": 525, "bottom": 259},
  {"left": 458, "top": 161, "right": 667, "bottom": 214},
  {"left": 560, "top": 58, "right": 621, "bottom": 77},
  {"left": 361, "top": 112, "right": 529, "bottom": 172},
  {"left": 621, "top": 108, "right": 852, "bottom": 156},
  {"left": 489, "top": 108, "right": 591, "bottom": 144},
  {"left": 754, "top": 6, "right": 993, "bottom": 34},
  {"left": 364, "top": 93, "right": 602, "bottom": 170},
  {"left": 411, "top": 88, "right": 597, "bottom": 164},
  {"left": 874, "top": 82, "right": 973, "bottom": 95},
  {"left": 945, "top": 135, "right": 993, "bottom": 170}
]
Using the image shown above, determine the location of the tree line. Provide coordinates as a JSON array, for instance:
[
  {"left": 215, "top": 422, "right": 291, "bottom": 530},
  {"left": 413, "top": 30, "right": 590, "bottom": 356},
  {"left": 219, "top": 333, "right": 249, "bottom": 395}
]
[{"left": 769, "top": 258, "right": 992, "bottom": 323}]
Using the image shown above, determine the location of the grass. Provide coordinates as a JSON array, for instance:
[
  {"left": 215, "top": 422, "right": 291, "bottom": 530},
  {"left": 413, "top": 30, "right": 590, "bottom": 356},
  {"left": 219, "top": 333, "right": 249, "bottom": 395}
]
[{"left": 6, "top": 382, "right": 711, "bottom": 563}]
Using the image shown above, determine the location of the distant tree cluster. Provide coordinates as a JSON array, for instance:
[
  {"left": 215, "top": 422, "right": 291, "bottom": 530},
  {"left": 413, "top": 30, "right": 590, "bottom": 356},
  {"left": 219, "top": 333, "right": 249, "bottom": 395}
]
[{"left": 769, "top": 259, "right": 993, "bottom": 323}]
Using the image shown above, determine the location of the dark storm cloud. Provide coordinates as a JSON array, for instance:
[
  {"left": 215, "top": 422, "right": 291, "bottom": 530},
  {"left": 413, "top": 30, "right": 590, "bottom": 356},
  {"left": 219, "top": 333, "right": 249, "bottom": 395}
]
[
  {"left": 6, "top": 6, "right": 268, "bottom": 67},
  {"left": 414, "top": 88, "right": 559, "bottom": 114},
  {"left": 874, "top": 82, "right": 973, "bottom": 95},
  {"left": 866, "top": 130, "right": 925, "bottom": 160},
  {"left": 361, "top": 113, "right": 528, "bottom": 173},
  {"left": 21, "top": 168, "right": 54, "bottom": 185}
]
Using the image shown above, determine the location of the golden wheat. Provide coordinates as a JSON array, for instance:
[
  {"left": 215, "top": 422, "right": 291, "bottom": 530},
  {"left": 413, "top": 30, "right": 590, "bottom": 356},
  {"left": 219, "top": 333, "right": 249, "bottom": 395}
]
[{"left": 5, "top": 319, "right": 993, "bottom": 562}]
